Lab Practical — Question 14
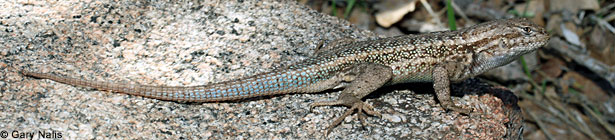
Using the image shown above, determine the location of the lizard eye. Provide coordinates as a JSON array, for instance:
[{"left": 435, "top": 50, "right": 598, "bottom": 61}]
[{"left": 521, "top": 27, "right": 532, "bottom": 35}]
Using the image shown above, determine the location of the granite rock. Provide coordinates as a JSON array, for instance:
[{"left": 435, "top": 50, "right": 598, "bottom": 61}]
[{"left": 0, "top": 0, "right": 521, "bottom": 139}]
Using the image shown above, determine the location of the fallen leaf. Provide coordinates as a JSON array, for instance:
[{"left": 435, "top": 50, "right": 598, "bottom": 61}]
[
  {"left": 375, "top": 0, "right": 419, "bottom": 27},
  {"left": 561, "top": 24, "right": 583, "bottom": 46}
]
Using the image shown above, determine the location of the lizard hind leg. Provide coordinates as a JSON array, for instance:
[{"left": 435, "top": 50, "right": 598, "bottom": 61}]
[{"left": 310, "top": 63, "right": 393, "bottom": 136}]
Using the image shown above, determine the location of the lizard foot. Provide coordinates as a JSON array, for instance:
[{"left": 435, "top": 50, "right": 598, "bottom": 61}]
[
  {"left": 440, "top": 101, "right": 472, "bottom": 114},
  {"left": 310, "top": 97, "right": 381, "bottom": 136}
]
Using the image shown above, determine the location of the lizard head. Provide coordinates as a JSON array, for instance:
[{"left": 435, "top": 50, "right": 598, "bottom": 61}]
[{"left": 468, "top": 18, "right": 550, "bottom": 75}]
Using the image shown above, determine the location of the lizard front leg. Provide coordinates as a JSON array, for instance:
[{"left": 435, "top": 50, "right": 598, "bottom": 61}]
[
  {"left": 433, "top": 64, "right": 472, "bottom": 114},
  {"left": 310, "top": 63, "right": 393, "bottom": 136}
]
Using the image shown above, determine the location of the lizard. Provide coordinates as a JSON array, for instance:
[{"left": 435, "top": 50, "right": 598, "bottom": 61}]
[{"left": 22, "top": 18, "right": 549, "bottom": 135}]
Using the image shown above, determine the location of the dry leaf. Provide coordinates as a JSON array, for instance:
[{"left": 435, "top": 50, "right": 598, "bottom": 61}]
[{"left": 375, "top": 0, "right": 419, "bottom": 27}]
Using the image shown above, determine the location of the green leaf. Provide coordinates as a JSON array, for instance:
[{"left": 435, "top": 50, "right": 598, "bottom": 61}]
[{"left": 446, "top": 0, "right": 456, "bottom": 30}]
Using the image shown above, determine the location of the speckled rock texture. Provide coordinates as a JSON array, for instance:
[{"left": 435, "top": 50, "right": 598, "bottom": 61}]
[{"left": 1, "top": 0, "right": 522, "bottom": 139}]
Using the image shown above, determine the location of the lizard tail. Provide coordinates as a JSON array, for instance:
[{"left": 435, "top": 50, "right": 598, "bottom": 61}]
[{"left": 21, "top": 70, "right": 313, "bottom": 102}]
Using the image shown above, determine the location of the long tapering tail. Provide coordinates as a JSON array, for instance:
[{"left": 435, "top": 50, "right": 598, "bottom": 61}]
[{"left": 21, "top": 70, "right": 314, "bottom": 102}]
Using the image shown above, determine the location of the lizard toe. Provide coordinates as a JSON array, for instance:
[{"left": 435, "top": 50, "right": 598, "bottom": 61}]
[
  {"left": 323, "top": 101, "right": 380, "bottom": 136},
  {"left": 442, "top": 103, "right": 472, "bottom": 114},
  {"left": 310, "top": 100, "right": 345, "bottom": 112}
]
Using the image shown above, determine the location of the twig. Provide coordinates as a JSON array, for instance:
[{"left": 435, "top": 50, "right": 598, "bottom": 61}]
[
  {"left": 419, "top": 0, "right": 442, "bottom": 27},
  {"left": 518, "top": 92, "right": 584, "bottom": 135},
  {"left": 590, "top": 15, "right": 615, "bottom": 34},
  {"left": 450, "top": 0, "right": 472, "bottom": 25},
  {"left": 525, "top": 107, "right": 555, "bottom": 140},
  {"left": 547, "top": 38, "right": 615, "bottom": 88},
  {"left": 581, "top": 100, "right": 615, "bottom": 136}
]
